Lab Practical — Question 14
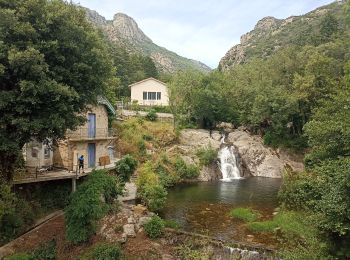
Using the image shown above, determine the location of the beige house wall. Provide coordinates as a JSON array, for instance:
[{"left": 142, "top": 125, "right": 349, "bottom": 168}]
[
  {"left": 130, "top": 78, "right": 169, "bottom": 106},
  {"left": 54, "top": 140, "right": 113, "bottom": 171},
  {"left": 53, "top": 104, "right": 115, "bottom": 172},
  {"left": 25, "top": 141, "right": 53, "bottom": 170},
  {"left": 67, "top": 105, "right": 109, "bottom": 137}
]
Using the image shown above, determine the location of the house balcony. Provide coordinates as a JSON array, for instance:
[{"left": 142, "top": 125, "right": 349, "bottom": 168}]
[{"left": 66, "top": 128, "right": 116, "bottom": 141}]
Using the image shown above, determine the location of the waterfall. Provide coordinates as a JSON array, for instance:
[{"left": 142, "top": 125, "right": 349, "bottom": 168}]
[{"left": 218, "top": 146, "right": 243, "bottom": 181}]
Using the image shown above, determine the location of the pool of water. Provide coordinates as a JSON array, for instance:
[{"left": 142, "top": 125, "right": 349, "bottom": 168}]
[{"left": 161, "top": 177, "right": 282, "bottom": 245}]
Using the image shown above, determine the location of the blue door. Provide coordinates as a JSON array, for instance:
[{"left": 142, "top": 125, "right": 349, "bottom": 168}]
[
  {"left": 88, "top": 113, "right": 96, "bottom": 138},
  {"left": 88, "top": 143, "right": 96, "bottom": 168}
]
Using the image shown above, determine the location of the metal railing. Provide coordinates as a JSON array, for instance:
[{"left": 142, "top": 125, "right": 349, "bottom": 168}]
[{"left": 66, "top": 128, "right": 116, "bottom": 139}]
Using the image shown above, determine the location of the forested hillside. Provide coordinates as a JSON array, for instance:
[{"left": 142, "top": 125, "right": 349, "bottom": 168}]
[
  {"left": 219, "top": 1, "right": 347, "bottom": 70},
  {"left": 169, "top": 1, "right": 350, "bottom": 257}
]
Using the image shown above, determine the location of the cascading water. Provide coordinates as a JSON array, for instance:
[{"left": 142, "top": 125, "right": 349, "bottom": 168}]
[{"left": 218, "top": 145, "right": 243, "bottom": 181}]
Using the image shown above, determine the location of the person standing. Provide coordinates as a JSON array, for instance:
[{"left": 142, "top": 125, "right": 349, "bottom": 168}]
[{"left": 78, "top": 155, "right": 85, "bottom": 173}]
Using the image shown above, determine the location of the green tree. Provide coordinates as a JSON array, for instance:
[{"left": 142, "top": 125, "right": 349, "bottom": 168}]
[
  {"left": 320, "top": 13, "right": 339, "bottom": 42},
  {"left": 0, "top": 0, "right": 116, "bottom": 182}
]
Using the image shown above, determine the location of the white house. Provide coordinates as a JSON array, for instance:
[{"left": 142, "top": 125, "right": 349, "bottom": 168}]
[{"left": 129, "top": 77, "right": 169, "bottom": 106}]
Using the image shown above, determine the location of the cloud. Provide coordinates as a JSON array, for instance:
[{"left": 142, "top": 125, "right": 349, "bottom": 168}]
[{"left": 76, "top": 0, "right": 335, "bottom": 68}]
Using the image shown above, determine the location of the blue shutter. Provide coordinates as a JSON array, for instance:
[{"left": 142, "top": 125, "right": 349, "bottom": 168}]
[{"left": 88, "top": 113, "right": 96, "bottom": 138}]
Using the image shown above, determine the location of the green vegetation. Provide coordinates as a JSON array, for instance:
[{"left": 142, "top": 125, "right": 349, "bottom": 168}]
[
  {"left": 163, "top": 219, "right": 180, "bottom": 230},
  {"left": 0, "top": 181, "right": 71, "bottom": 245},
  {"left": 145, "top": 109, "right": 158, "bottom": 121},
  {"left": 219, "top": 1, "right": 346, "bottom": 69},
  {"left": 247, "top": 211, "right": 329, "bottom": 259},
  {"left": 65, "top": 170, "right": 123, "bottom": 244},
  {"left": 174, "top": 157, "right": 200, "bottom": 179},
  {"left": 229, "top": 208, "right": 260, "bottom": 222},
  {"left": 77, "top": 243, "right": 122, "bottom": 260},
  {"left": 144, "top": 215, "right": 165, "bottom": 239},
  {"left": 115, "top": 154, "right": 138, "bottom": 182},
  {"left": 114, "top": 118, "right": 176, "bottom": 161},
  {"left": 196, "top": 145, "right": 217, "bottom": 166},
  {"left": 0, "top": 0, "right": 116, "bottom": 182},
  {"left": 137, "top": 162, "right": 168, "bottom": 212},
  {"left": 110, "top": 46, "right": 159, "bottom": 98}
]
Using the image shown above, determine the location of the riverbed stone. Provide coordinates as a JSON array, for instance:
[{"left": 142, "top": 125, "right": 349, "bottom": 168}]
[
  {"left": 134, "top": 204, "right": 147, "bottom": 216},
  {"left": 127, "top": 216, "right": 135, "bottom": 224},
  {"left": 123, "top": 224, "right": 136, "bottom": 237}
]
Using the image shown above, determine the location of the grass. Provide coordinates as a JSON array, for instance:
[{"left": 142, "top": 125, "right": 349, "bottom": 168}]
[
  {"left": 163, "top": 219, "right": 180, "bottom": 229},
  {"left": 114, "top": 118, "right": 176, "bottom": 161},
  {"left": 229, "top": 208, "right": 261, "bottom": 222}
]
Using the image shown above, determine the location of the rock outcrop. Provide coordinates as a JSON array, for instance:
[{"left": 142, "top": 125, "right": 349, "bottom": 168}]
[
  {"left": 228, "top": 130, "right": 304, "bottom": 178},
  {"left": 83, "top": 8, "right": 211, "bottom": 73},
  {"left": 175, "top": 129, "right": 222, "bottom": 181}
]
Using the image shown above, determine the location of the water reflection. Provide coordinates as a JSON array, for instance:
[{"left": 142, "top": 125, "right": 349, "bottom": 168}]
[{"left": 161, "top": 177, "right": 282, "bottom": 242}]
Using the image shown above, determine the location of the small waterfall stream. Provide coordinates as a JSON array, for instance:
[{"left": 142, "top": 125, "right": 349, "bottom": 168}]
[{"left": 218, "top": 145, "right": 243, "bottom": 181}]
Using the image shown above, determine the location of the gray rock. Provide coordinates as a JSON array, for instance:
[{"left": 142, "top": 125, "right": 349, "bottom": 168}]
[
  {"left": 123, "top": 224, "right": 136, "bottom": 238},
  {"left": 137, "top": 216, "right": 152, "bottom": 230},
  {"left": 127, "top": 216, "right": 135, "bottom": 224}
]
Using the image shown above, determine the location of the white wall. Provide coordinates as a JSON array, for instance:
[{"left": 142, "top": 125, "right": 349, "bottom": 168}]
[{"left": 130, "top": 78, "right": 169, "bottom": 106}]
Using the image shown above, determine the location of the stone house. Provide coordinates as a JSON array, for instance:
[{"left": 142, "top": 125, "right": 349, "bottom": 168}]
[
  {"left": 24, "top": 140, "right": 53, "bottom": 172},
  {"left": 130, "top": 77, "right": 169, "bottom": 106},
  {"left": 52, "top": 96, "right": 117, "bottom": 172}
]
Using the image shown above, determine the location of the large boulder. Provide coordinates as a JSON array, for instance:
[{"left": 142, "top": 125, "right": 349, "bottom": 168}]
[
  {"left": 228, "top": 131, "right": 304, "bottom": 178},
  {"left": 178, "top": 129, "right": 222, "bottom": 181}
]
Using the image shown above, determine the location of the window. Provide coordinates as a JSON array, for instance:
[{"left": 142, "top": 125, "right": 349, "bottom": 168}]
[
  {"left": 147, "top": 92, "right": 157, "bottom": 100},
  {"left": 44, "top": 147, "right": 50, "bottom": 159},
  {"left": 143, "top": 91, "right": 147, "bottom": 100},
  {"left": 31, "top": 148, "right": 38, "bottom": 158},
  {"left": 157, "top": 92, "right": 161, "bottom": 100}
]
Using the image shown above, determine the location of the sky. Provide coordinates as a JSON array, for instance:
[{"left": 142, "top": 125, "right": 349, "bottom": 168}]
[{"left": 76, "top": 0, "right": 335, "bottom": 68}]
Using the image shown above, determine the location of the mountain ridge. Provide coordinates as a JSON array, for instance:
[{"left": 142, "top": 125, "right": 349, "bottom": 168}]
[
  {"left": 83, "top": 7, "right": 211, "bottom": 73},
  {"left": 219, "top": 0, "right": 346, "bottom": 70}
]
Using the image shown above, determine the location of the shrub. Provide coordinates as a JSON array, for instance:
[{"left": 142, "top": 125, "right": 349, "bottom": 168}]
[
  {"left": 146, "top": 109, "right": 158, "bottom": 121},
  {"left": 196, "top": 145, "right": 217, "bottom": 166},
  {"left": 137, "top": 162, "right": 168, "bottom": 212},
  {"left": 32, "top": 240, "right": 57, "bottom": 260},
  {"left": 65, "top": 170, "right": 122, "bottom": 244},
  {"left": 78, "top": 243, "right": 122, "bottom": 260},
  {"left": 115, "top": 154, "right": 138, "bottom": 182},
  {"left": 174, "top": 157, "right": 199, "bottom": 179},
  {"left": 144, "top": 215, "right": 165, "bottom": 239},
  {"left": 0, "top": 185, "right": 35, "bottom": 245},
  {"left": 142, "top": 184, "right": 167, "bottom": 212},
  {"left": 229, "top": 208, "right": 260, "bottom": 222}
]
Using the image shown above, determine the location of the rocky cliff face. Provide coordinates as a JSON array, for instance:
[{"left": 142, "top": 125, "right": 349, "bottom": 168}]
[
  {"left": 227, "top": 130, "right": 304, "bottom": 178},
  {"left": 219, "top": 1, "right": 346, "bottom": 70},
  {"left": 83, "top": 8, "right": 211, "bottom": 73}
]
